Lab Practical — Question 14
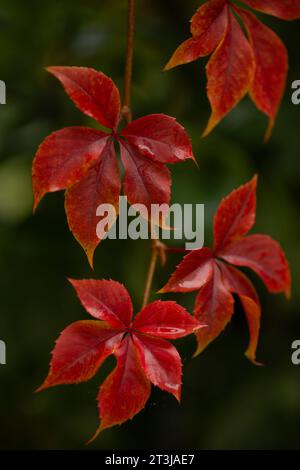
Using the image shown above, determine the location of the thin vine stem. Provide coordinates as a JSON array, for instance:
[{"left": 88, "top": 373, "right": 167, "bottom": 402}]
[
  {"left": 141, "top": 241, "right": 159, "bottom": 309},
  {"left": 122, "top": 0, "right": 167, "bottom": 308},
  {"left": 122, "top": 0, "right": 135, "bottom": 124},
  {"left": 141, "top": 239, "right": 167, "bottom": 309}
]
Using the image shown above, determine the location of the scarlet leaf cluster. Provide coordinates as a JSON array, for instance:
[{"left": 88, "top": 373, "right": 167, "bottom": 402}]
[
  {"left": 32, "top": 67, "right": 194, "bottom": 266},
  {"left": 161, "top": 176, "right": 291, "bottom": 363},
  {"left": 38, "top": 279, "right": 202, "bottom": 439},
  {"left": 165, "top": 0, "right": 300, "bottom": 138}
]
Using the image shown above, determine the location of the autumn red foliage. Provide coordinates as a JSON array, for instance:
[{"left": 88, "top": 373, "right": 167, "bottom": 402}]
[
  {"left": 32, "top": 0, "right": 295, "bottom": 443},
  {"left": 165, "top": 0, "right": 300, "bottom": 138},
  {"left": 32, "top": 67, "right": 194, "bottom": 266},
  {"left": 161, "top": 176, "right": 291, "bottom": 363},
  {"left": 38, "top": 279, "right": 202, "bottom": 439}
]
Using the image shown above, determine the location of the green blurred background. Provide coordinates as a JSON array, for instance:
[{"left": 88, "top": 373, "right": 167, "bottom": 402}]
[{"left": 0, "top": 0, "right": 300, "bottom": 450}]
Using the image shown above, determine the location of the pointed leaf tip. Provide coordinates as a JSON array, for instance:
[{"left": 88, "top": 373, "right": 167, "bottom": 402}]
[
  {"left": 213, "top": 175, "right": 258, "bottom": 253},
  {"left": 203, "top": 11, "right": 255, "bottom": 136},
  {"left": 45, "top": 66, "right": 121, "bottom": 130}
]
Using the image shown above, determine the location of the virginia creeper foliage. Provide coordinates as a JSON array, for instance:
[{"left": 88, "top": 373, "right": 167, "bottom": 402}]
[
  {"left": 33, "top": 0, "right": 296, "bottom": 444},
  {"left": 161, "top": 176, "right": 291, "bottom": 363},
  {"left": 165, "top": 0, "right": 300, "bottom": 138},
  {"left": 38, "top": 279, "right": 203, "bottom": 439},
  {"left": 32, "top": 67, "right": 195, "bottom": 266}
]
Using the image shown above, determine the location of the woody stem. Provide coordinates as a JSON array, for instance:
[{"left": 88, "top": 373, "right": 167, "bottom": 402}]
[{"left": 122, "top": 0, "right": 135, "bottom": 124}]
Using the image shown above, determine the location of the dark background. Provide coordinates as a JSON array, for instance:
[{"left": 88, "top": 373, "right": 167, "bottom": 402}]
[{"left": 0, "top": 0, "right": 300, "bottom": 450}]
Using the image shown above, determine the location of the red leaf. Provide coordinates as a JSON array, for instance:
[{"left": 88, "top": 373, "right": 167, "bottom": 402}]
[
  {"left": 165, "top": 0, "right": 228, "bottom": 69},
  {"left": 133, "top": 333, "right": 182, "bottom": 401},
  {"left": 219, "top": 234, "right": 291, "bottom": 296},
  {"left": 133, "top": 300, "right": 202, "bottom": 339},
  {"left": 161, "top": 176, "right": 291, "bottom": 362},
  {"left": 217, "top": 260, "right": 259, "bottom": 303},
  {"left": 39, "top": 280, "right": 199, "bottom": 439},
  {"left": 203, "top": 10, "right": 255, "bottom": 136},
  {"left": 65, "top": 140, "right": 121, "bottom": 267},
  {"left": 120, "top": 114, "right": 195, "bottom": 163},
  {"left": 194, "top": 262, "right": 234, "bottom": 355},
  {"left": 165, "top": 0, "right": 297, "bottom": 136},
  {"left": 69, "top": 279, "right": 133, "bottom": 328},
  {"left": 47, "top": 67, "right": 120, "bottom": 130},
  {"left": 190, "top": 0, "right": 227, "bottom": 36},
  {"left": 217, "top": 261, "right": 261, "bottom": 364},
  {"left": 159, "top": 247, "right": 213, "bottom": 293},
  {"left": 93, "top": 336, "right": 151, "bottom": 438},
  {"left": 120, "top": 140, "right": 171, "bottom": 221},
  {"left": 32, "top": 127, "right": 108, "bottom": 211},
  {"left": 214, "top": 175, "right": 257, "bottom": 253},
  {"left": 242, "top": 0, "right": 300, "bottom": 20},
  {"left": 237, "top": 8, "right": 288, "bottom": 139},
  {"left": 240, "top": 297, "right": 261, "bottom": 364},
  {"left": 37, "top": 321, "right": 123, "bottom": 391},
  {"left": 33, "top": 67, "right": 194, "bottom": 263}
]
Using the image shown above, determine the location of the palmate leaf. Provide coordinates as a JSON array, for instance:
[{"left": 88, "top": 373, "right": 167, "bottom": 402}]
[
  {"left": 165, "top": 0, "right": 300, "bottom": 138},
  {"left": 32, "top": 67, "right": 195, "bottom": 266},
  {"left": 38, "top": 280, "right": 203, "bottom": 441},
  {"left": 161, "top": 176, "right": 291, "bottom": 364}
]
